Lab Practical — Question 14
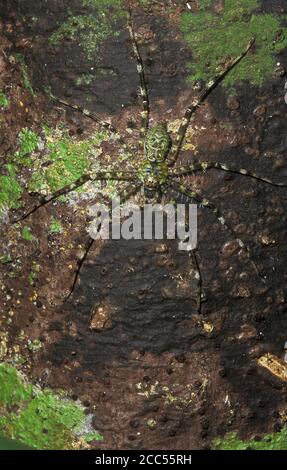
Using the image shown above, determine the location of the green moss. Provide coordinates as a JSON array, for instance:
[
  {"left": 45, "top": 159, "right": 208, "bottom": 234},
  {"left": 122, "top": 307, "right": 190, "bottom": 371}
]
[
  {"left": 21, "top": 226, "right": 33, "bottom": 241},
  {"left": 0, "top": 363, "right": 103, "bottom": 449},
  {"left": 0, "top": 91, "right": 10, "bottom": 109},
  {"left": 0, "top": 365, "right": 33, "bottom": 406},
  {"left": 49, "top": 217, "right": 63, "bottom": 234},
  {"left": 85, "top": 431, "right": 104, "bottom": 442},
  {"left": 213, "top": 428, "right": 287, "bottom": 450},
  {"left": 13, "top": 129, "right": 39, "bottom": 165},
  {"left": 4, "top": 125, "right": 107, "bottom": 212},
  {"left": 18, "top": 129, "right": 39, "bottom": 156},
  {"left": 0, "top": 164, "right": 23, "bottom": 217},
  {"left": 28, "top": 126, "right": 107, "bottom": 194},
  {"left": 181, "top": 0, "right": 287, "bottom": 86},
  {"left": 50, "top": 0, "right": 125, "bottom": 61}
]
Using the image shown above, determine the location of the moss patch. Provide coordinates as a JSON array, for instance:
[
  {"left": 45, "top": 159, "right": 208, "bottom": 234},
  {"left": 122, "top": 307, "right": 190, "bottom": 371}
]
[
  {"left": 18, "top": 129, "right": 39, "bottom": 156},
  {"left": 0, "top": 164, "right": 23, "bottom": 217},
  {"left": 0, "top": 91, "right": 10, "bottom": 109},
  {"left": 213, "top": 429, "right": 287, "bottom": 450},
  {"left": 0, "top": 363, "right": 103, "bottom": 449},
  {"left": 50, "top": 0, "right": 125, "bottom": 61},
  {"left": 21, "top": 226, "right": 34, "bottom": 241},
  {"left": 49, "top": 217, "right": 63, "bottom": 234},
  {"left": 0, "top": 364, "right": 32, "bottom": 406},
  {"left": 10, "top": 128, "right": 40, "bottom": 167},
  {"left": 27, "top": 126, "right": 107, "bottom": 194},
  {"left": 4, "top": 125, "right": 108, "bottom": 216},
  {"left": 181, "top": 0, "right": 287, "bottom": 86}
]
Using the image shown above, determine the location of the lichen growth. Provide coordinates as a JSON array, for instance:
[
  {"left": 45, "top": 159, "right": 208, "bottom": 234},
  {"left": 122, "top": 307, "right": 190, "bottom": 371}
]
[
  {"left": 0, "top": 254, "right": 12, "bottom": 265},
  {"left": 27, "top": 339, "right": 42, "bottom": 353},
  {"left": 181, "top": 0, "right": 287, "bottom": 86},
  {"left": 213, "top": 429, "right": 287, "bottom": 450},
  {"left": 50, "top": 0, "right": 125, "bottom": 61},
  {"left": 75, "top": 74, "right": 95, "bottom": 86},
  {"left": 0, "top": 363, "right": 103, "bottom": 449},
  {"left": 28, "top": 261, "right": 41, "bottom": 286}
]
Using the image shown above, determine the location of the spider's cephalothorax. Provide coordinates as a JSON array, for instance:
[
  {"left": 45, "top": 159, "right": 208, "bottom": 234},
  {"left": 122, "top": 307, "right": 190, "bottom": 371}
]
[
  {"left": 16, "top": 13, "right": 287, "bottom": 309},
  {"left": 138, "top": 123, "right": 171, "bottom": 197}
]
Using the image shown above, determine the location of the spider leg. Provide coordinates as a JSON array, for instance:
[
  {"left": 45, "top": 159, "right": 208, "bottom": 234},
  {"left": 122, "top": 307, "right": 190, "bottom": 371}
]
[
  {"left": 168, "top": 39, "right": 254, "bottom": 166},
  {"left": 12, "top": 170, "right": 137, "bottom": 222},
  {"left": 127, "top": 10, "right": 150, "bottom": 144},
  {"left": 65, "top": 237, "right": 95, "bottom": 302},
  {"left": 170, "top": 179, "right": 266, "bottom": 284},
  {"left": 191, "top": 249, "right": 203, "bottom": 315},
  {"left": 162, "top": 184, "right": 203, "bottom": 315},
  {"left": 170, "top": 162, "right": 287, "bottom": 187},
  {"left": 65, "top": 182, "right": 142, "bottom": 301}
]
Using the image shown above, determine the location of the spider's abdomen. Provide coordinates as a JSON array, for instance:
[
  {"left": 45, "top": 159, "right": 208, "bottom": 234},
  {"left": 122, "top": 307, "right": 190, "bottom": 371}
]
[
  {"left": 144, "top": 123, "right": 171, "bottom": 163},
  {"left": 138, "top": 123, "right": 171, "bottom": 189}
]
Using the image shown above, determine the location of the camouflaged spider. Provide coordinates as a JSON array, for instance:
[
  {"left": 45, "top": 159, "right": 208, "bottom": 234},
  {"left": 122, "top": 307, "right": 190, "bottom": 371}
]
[{"left": 15, "top": 11, "right": 287, "bottom": 310}]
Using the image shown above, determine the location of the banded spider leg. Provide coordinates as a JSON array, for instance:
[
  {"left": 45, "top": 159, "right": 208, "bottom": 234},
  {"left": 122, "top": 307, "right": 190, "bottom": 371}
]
[
  {"left": 167, "top": 39, "right": 255, "bottom": 166},
  {"left": 66, "top": 181, "right": 142, "bottom": 300},
  {"left": 127, "top": 9, "right": 150, "bottom": 144}
]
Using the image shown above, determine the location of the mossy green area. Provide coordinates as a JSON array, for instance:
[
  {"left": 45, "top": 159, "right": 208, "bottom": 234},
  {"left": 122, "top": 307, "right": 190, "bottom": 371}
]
[
  {"left": 0, "top": 129, "right": 39, "bottom": 217},
  {"left": 0, "top": 363, "right": 103, "bottom": 449},
  {"left": 50, "top": 0, "right": 125, "bottom": 61},
  {"left": 1, "top": 125, "right": 108, "bottom": 218},
  {"left": 0, "top": 91, "right": 10, "bottom": 109},
  {"left": 0, "top": 129, "right": 40, "bottom": 217},
  {"left": 0, "top": 164, "right": 23, "bottom": 217},
  {"left": 49, "top": 217, "right": 63, "bottom": 234},
  {"left": 213, "top": 429, "right": 287, "bottom": 450},
  {"left": 181, "top": 0, "right": 287, "bottom": 86},
  {"left": 18, "top": 129, "right": 39, "bottom": 158},
  {"left": 21, "top": 226, "right": 34, "bottom": 241},
  {"left": 27, "top": 126, "right": 107, "bottom": 194}
]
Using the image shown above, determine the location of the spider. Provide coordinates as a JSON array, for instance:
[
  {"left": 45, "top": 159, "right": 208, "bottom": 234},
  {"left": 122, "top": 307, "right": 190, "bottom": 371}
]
[{"left": 14, "top": 11, "right": 287, "bottom": 311}]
